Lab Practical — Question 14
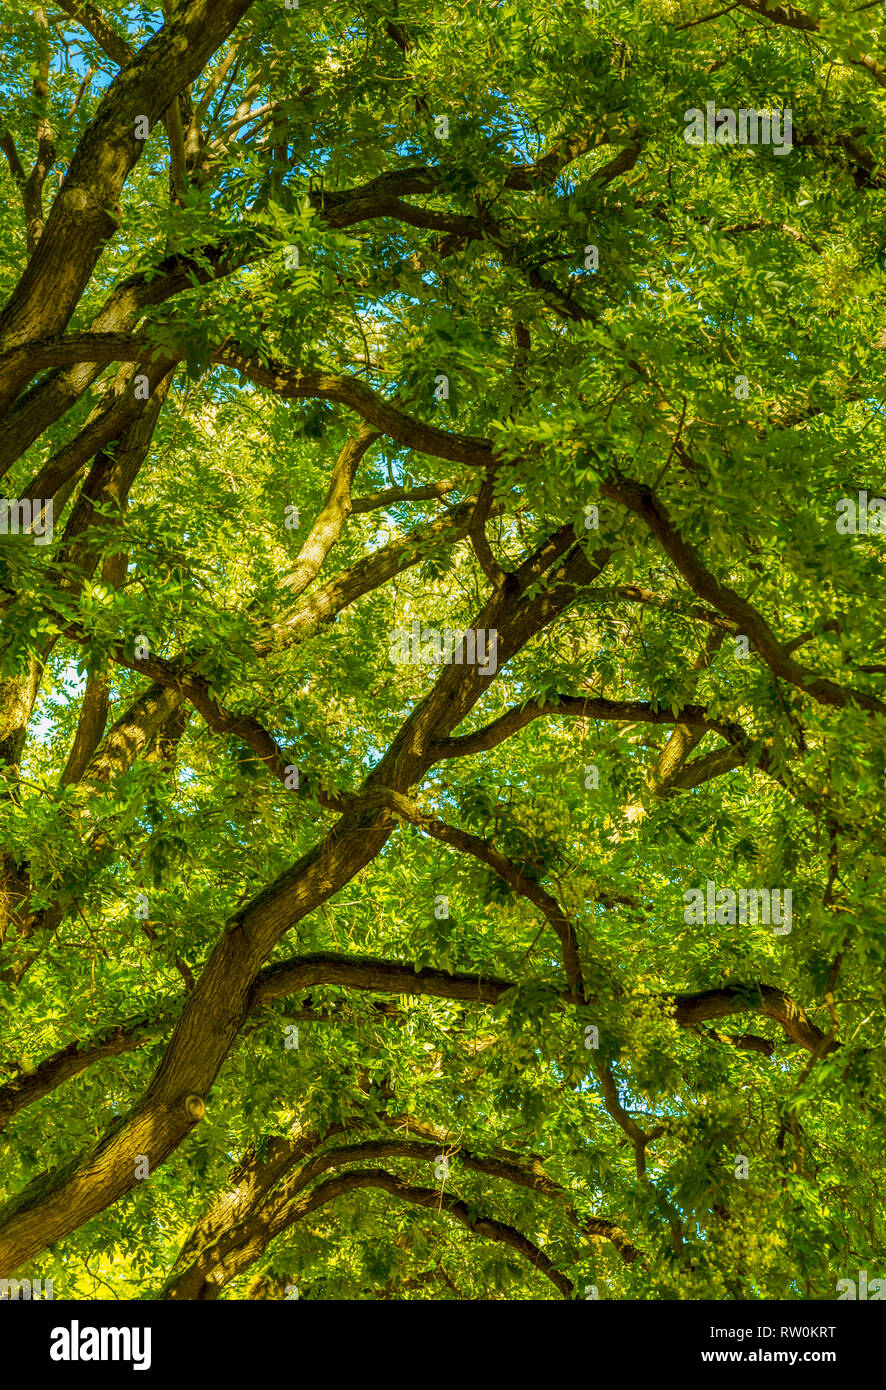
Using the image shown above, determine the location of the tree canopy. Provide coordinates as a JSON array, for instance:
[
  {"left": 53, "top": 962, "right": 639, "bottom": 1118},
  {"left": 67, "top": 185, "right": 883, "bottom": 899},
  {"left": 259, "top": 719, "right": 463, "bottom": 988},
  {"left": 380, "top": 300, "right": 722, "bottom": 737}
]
[{"left": 1, "top": 0, "right": 885, "bottom": 1302}]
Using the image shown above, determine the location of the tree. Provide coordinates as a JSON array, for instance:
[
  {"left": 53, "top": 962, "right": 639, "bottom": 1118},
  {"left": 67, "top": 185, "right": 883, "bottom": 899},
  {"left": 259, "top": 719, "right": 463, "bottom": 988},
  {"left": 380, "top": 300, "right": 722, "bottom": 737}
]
[{"left": 0, "top": 0, "right": 884, "bottom": 1301}]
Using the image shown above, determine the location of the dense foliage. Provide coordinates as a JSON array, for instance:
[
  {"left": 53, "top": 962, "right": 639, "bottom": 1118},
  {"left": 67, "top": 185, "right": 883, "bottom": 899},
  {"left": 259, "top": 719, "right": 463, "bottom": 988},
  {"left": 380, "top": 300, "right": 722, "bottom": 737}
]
[{"left": 1, "top": 0, "right": 885, "bottom": 1300}]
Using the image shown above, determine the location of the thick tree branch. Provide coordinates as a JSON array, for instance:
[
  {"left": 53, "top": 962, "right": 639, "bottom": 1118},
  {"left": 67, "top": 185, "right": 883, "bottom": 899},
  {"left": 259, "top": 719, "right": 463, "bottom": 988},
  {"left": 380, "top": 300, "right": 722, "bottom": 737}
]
[{"left": 602, "top": 476, "right": 886, "bottom": 716}]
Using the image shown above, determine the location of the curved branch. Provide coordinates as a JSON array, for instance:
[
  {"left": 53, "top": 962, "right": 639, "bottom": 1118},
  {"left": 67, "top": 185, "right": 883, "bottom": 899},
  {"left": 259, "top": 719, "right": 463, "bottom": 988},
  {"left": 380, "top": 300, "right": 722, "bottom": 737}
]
[
  {"left": 0, "top": 334, "right": 496, "bottom": 467},
  {"left": 162, "top": 1143, "right": 576, "bottom": 1298},
  {"left": 429, "top": 695, "right": 748, "bottom": 761},
  {"left": 602, "top": 476, "right": 886, "bottom": 716},
  {"left": 0, "top": 0, "right": 258, "bottom": 412},
  {"left": 0, "top": 947, "right": 830, "bottom": 1135}
]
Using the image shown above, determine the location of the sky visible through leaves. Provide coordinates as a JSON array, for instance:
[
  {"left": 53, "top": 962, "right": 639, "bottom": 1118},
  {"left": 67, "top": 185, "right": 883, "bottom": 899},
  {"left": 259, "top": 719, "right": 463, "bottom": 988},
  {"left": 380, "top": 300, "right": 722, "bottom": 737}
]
[{"left": 0, "top": 0, "right": 884, "bottom": 1306}]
